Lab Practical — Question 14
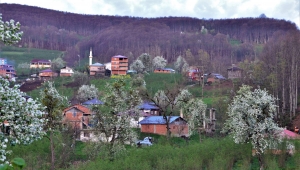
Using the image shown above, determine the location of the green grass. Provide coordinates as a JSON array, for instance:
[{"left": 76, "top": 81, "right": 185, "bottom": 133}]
[
  {"left": 26, "top": 76, "right": 75, "bottom": 100},
  {"left": 144, "top": 73, "right": 183, "bottom": 95},
  {"left": 1, "top": 46, "right": 64, "bottom": 65}
]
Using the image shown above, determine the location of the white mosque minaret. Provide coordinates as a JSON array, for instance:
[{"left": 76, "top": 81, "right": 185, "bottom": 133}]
[{"left": 89, "top": 48, "right": 93, "bottom": 65}]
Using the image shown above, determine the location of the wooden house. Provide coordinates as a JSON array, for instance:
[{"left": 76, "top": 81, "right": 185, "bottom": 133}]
[
  {"left": 139, "top": 116, "right": 189, "bottom": 137},
  {"left": 0, "top": 65, "right": 16, "bottom": 78},
  {"left": 39, "top": 69, "right": 58, "bottom": 80},
  {"left": 154, "top": 68, "right": 175, "bottom": 74},
  {"left": 227, "top": 65, "right": 242, "bottom": 79},
  {"left": 62, "top": 104, "right": 94, "bottom": 140},
  {"left": 111, "top": 55, "right": 128, "bottom": 75},
  {"left": 30, "top": 59, "right": 51, "bottom": 69},
  {"left": 60, "top": 66, "right": 74, "bottom": 77}
]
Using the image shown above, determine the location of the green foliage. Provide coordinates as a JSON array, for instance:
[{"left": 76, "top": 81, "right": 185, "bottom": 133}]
[{"left": 144, "top": 73, "right": 183, "bottom": 95}]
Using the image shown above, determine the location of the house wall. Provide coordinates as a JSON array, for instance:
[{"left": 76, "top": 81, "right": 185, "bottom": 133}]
[
  {"left": 111, "top": 57, "right": 128, "bottom": 75},
  {"left": 30, "top": 63, "right": 51, "bottom": 68},
  {"left": 60, "top": 73, "right": 72, "bottom": 77},
  {"left": 154, "top": 69, "right": 172, "bottom": 73},
  {"left": 141, "top": 124, "right": 189, "bottom": 136},
  {"left": 39, "top": 72, "right": 58, "bottom": 77}
]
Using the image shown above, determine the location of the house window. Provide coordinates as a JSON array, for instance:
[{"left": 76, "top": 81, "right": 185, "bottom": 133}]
[{"left": 73, "top": 111, "right": 76, "bottom": 117}]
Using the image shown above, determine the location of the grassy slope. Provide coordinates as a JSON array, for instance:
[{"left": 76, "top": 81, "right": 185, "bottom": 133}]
[{"left": 1, "top": 46, "right": 63, "bottom": 65}]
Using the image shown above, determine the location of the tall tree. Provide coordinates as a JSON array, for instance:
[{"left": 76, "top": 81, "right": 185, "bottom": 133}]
[
  {"left": 223, "top": 85, "right": 282, "bottom": 170},
  {"left": 130, "top": 59, "right": 145, "bottom": 74},
  {"left": 174, "top": 55, "right": 189, "bottom": 73},
  {"left": 40, "top": 81, "right": 69, "bottom": 170},
  {"left": 91, "top": 78, "right": 141, "bottom": 160},
  {"left": 182, "top": 98, "right": 207, "bottom": 141},
  {"left": 138, "top": 53, "right": 152, "bottom": 72}
]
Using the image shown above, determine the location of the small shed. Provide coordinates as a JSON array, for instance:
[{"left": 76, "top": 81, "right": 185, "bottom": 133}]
[
  {"left": 138, "top": 101, "right": 160, "bottom": 116},
  {"left": 139, "top": 116, "right": 189, "bottom": 137},
  {"left": 227, "top": 65, "right": 242, "bottom": 79}
]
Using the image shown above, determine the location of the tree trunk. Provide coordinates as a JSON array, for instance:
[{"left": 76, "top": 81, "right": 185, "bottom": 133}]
[
  {"left": 258, "top": 154, "right": 264, "bottom": 170},
  {"left": 50, "top": 131, "right": 55, "bottom": 170}
]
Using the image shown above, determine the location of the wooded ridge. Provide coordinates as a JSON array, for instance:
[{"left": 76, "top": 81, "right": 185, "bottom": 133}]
[{"left": 0, "top": 3, "right": 297, "bottom": 69}]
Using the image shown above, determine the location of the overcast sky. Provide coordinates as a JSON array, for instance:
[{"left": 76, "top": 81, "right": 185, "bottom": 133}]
[{"left": 1, "top": 0, "right": 299, "bottom": 28}]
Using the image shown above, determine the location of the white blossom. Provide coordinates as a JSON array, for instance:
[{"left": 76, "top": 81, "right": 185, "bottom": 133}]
[
  {"left": 0, "top": 77, "right": 46, "bottom": 164},
  {"left": 223, "top": 85, "right": 283, "bottom": 155},
  {"left": 152, "top": 56, "right": 167, "bottom": 69},
  {"left": 76, "top": 84, "right": 99, "bottom": 102},
  {"left": 130, "top": 59, "right": 145, "bottom": 74},
  {"left": 0, "top": 14, "right": 23, "bottom": 45}
]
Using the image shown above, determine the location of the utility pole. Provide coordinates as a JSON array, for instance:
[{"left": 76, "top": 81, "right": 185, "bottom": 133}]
[{"left": 78, "top": 55, "right": 80, "bottom": 67}]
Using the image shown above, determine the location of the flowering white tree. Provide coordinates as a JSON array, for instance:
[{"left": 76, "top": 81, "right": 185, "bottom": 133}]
[
  {"left": 223, "top": 85, "right": 283, "bottom": 170},
  {"left": 152, "top": 56, "right": 167, "bottom": 69},
  {"left": 130, "top": 59, "right": 145, "bottom": 74},
  {"left": 0, "top": 14, "right": 23, "bottom": 45},
  {"left": 76, "top": 84, "right": 98, "bottom": 103},
  {"left": 40, "top": 81, "right": 69, "bottom": 170},
  {"left": 138, "top": 53, "right": 152, "bottom": 72},
  {"left": 182, "top": 98, "right": 207, "bottom": 139},
  {"left": 174, "top": 56, "right": 189, "bottom": 73},
  {"left": 147, "top": 88, "right": 192, "bottom": 139},
  {"left": 0, "top": 78, "right": 46, "bottom": 164},
  {"left": 91, "top": 78, "right": 141, "bottom": 160},
  {"left": 51, "top": 57, "right": 66, "bottom": 73}
]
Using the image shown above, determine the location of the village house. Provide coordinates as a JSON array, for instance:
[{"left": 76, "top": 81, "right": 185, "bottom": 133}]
[
  {"left": 0, "top": 65, "right": 16, "bottom": 78},
  {"left": 139, "top": 116, "right": 189, "bottom": 137},
  {"left": 138, "top": 101, "right": 160, "bottom": 116},
  {"left": 88, "top": 48, "right": 106, "bottom": 76},
  {"left": 111, "top": 55, "right": 128, "bottom": 75},
  {"left": 187, "top": 67, "right": 201, "bottom": 81},
  {"left": 82, "top": 98, "right": 104, "bottom": 108},
  {"left": 227, "top": 64, "right": 242, "bottom": 79},
  {"left": 62, "top": 104, "right": 95, "bottom": 141},
  {"left": 30, "top": 59, "right": 51, "bottom": 69},
  {"left": 60, "top": 66, "right": 74, "bottom": 77},
  {"left": 154, "top": 68, "right": 175, "bottom": 74},
  {"left": 39, "top": 69, "right": 58, "bottom": 80}
]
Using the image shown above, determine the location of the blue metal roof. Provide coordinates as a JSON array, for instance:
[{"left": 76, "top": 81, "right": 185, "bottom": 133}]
[
  {"left": 91, "top": 62, "right": 105, "bottom": 66},
  {"left": 138, "top": 102, "right": 159, "bottom": 110},
  {"left": 82, "top": 98, "right": 104, "bottom": 105},
  {"left": 139, "top": 116, "right": 181, "bottom": 125}
]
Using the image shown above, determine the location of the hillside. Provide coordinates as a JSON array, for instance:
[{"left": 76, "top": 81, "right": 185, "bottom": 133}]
[{"left": 0, "top": 3, "right": 298, "bottom": 71}]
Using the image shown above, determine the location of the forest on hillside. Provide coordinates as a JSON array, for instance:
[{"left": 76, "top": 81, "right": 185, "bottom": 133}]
[
  {"left": 0, "top": 3, "right": 299, "bottom": 124},
  {"left": 0, "top": 4, "right": 298, "bottom": 70}
]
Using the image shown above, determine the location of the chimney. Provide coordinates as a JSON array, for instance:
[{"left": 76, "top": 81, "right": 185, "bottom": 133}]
[
  {"left": 89, "top": 47, "right": 93, "bottom": 65},
  {"left": 180, "top": 108, "right": 183, "bottom": 118}
]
